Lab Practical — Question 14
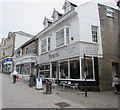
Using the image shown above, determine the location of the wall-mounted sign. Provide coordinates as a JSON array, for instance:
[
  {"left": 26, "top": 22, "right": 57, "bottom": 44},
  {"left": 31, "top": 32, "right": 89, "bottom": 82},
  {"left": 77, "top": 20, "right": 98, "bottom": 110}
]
[
  {"left": 17, "top": 50, "right": 21, "bottom": 54},
  {"left": 66, "top": 46, "right": 76, "bottom": 54},
  {"left": 3, "top": 58, "right": 12, "bottom": 63},
  {"left": 48, "top": 53, "right": 59, "bottom": 59}
]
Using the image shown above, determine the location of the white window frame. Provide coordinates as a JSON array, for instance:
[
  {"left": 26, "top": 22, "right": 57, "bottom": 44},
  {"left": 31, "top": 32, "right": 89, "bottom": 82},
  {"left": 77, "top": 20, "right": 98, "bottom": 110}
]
[
  {"left": 91, "top": 25, "right": 98, "bottom": 43},
  {"left": 106, "top": 7, "right": 114, "bottom": 18},
  {"left": 80, "top": 57, "right": 95, "bottom": 81},
  {"left": 59, "top": 59, "right": 69, "bottom": 80},
  {"left": 57, "top": 57, "right": 95, "bottom": 81},
  {"left": 41, "top": 38, "right": 47, "bottom": 53},
  {"left": 41, "top": 37, "right": 51, "bottom": 53},
  {"left": 56, "top": 26, "right": 69, "bottom": 48}
]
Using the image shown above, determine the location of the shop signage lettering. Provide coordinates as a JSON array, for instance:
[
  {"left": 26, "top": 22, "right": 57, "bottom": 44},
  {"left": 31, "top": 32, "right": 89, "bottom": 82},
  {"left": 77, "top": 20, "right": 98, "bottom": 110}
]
[
  {"left": 66, "top": 46, "right": 76, "bottom": 54},
  {"left": 49, "top": 53, "right": 59, "bottom": 59}
]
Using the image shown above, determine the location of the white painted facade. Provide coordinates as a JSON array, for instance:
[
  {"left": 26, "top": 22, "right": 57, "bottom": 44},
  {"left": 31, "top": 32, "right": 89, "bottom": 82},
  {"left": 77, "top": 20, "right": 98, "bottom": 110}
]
[
  {"left": 14, "top": 33, "right": 32, "bottom": 51},
  {"left": 36, "top": 2, "right": 103, "bottom": 84},
  {"left": 37, "top": 2, "right": 103, "bottom": 59},
  {"left": 75, "top": 2, "right": 103, "bottom": 57}
]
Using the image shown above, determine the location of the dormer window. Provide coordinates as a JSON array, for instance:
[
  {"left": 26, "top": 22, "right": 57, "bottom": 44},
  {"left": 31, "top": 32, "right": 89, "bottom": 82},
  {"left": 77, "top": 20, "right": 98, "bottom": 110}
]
[
  {"left": 43, "top": 17, "right": 52, "bottom": 29},
  {"left": 62, "top": 0, "right": 77, "bottom": 14},
  {"left": 52, "top": 12, "right": 58, "bottom": 22},
  {"left": 51, "top": 9, "right": 63, "bottom": 23}
]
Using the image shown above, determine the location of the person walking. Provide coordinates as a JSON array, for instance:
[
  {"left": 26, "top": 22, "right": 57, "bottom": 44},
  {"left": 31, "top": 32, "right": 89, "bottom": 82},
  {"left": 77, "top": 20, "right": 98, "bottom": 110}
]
[
  {"left": 112, "top": 75, "right": 120, "bottom": 95},
  {"left": 11, "top": 70, "right": 18, "bottom": 84}
]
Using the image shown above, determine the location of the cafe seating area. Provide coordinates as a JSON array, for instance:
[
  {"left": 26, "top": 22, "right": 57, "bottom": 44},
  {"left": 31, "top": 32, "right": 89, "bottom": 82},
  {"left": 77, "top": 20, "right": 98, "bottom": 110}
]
[{"left": 59, "top": 81, "right": 79, "bottom": 91}]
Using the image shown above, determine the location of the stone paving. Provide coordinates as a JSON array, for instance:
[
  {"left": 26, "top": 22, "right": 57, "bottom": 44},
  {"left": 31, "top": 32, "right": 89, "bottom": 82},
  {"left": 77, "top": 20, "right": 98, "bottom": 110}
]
[{"left": 1, "top": 73, "right": 119, "bottom": 109}]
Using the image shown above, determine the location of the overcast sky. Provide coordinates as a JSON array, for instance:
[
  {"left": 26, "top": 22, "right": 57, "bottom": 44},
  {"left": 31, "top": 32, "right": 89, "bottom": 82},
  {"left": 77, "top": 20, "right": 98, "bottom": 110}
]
[{"left": 0, "top": 0, "right": 118, "bottom": 42}]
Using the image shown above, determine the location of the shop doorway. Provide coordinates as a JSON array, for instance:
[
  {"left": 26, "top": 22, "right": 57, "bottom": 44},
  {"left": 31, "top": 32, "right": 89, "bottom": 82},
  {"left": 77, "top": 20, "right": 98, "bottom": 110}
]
[
  {"left": 112, "top": 62, "right": 119, "bottom": 78},
  {"left": 52, "top": 61, "right": 59, "bottom": 84}
]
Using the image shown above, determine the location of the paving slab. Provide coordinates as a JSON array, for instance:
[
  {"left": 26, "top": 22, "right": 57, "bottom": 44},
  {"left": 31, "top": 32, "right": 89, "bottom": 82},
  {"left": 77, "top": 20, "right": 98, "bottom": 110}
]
[{"left": 1, "top": 73, "right": 119, "bottom": 109}]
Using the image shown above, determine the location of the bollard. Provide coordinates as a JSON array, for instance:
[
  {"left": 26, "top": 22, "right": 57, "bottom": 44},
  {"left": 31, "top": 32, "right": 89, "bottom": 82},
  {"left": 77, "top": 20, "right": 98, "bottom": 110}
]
[{"left": 45, "top": 79, "right": 52, "bottom": 94}]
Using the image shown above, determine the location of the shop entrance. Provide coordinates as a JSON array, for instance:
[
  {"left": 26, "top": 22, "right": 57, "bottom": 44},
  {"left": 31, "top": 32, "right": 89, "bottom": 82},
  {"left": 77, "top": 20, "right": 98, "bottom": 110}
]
[
  {"left": 52, "top": 61, "right": 59, "bottom": 84},
  {"left": 112, "top": 62, "right": 119, "bottom": 78}
]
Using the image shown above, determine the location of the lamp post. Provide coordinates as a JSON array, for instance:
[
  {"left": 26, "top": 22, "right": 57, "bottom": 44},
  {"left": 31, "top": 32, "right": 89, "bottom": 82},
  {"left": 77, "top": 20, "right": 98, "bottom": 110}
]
[{"left": 84, "top": 54, "right": 87, "bottom": 97}]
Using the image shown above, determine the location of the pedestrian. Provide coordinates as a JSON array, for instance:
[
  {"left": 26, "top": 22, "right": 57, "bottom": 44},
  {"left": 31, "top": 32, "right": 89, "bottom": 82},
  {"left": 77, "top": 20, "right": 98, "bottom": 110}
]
[
  {"left": 11, "top": 69, "right": 18, "bottom": 84},
  {"left": 112, "top": 75, "right": 120, "bottom": 95}
]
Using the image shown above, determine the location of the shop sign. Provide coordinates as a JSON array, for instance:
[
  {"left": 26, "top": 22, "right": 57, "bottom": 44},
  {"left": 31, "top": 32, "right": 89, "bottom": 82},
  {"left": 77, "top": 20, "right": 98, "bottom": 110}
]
[
  {"left": 48, "top": 53, "right": 59, "bottom": 59},
  {"left": 3, "top": 58, "right": 12, "bottom": 63},
  {"left": 66, "top": 46, "right": 76, "bottom": 54}
]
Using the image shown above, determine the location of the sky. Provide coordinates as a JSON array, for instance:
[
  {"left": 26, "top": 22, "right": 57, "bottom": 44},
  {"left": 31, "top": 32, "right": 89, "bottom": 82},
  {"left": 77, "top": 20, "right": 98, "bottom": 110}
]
[{"left": 0, "top": 0, "right": 118, "bottom": 42}]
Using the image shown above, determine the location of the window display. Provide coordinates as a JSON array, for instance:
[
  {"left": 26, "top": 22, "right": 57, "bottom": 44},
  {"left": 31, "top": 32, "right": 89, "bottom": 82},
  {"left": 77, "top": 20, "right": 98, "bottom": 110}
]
[
  {"left": 60, "top": 61, "right": 68, "bottom": 79},
  {"left": 81, "top": 58, "right": 94, "bottom": 79},
  {"left": 70, "top": 59, "right": 80, "bottom": 79}
]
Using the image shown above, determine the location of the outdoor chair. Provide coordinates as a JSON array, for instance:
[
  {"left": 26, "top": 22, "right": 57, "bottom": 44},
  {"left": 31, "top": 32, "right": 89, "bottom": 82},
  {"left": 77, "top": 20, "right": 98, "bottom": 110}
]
[
  {"left": 51, "top": 79, "right": 57, "bottom": 89},
  {"left": 66, "top": 81, "right": 71, "bottom": 88},
  {"left": 70, "top": 83, "right": 79, "bottom": 91}
]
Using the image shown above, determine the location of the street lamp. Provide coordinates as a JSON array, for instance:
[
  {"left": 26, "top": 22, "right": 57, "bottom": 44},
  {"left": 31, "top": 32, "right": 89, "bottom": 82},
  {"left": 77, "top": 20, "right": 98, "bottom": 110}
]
[{"left": 84, "top": 54, "right": 87, "bottom": 97}]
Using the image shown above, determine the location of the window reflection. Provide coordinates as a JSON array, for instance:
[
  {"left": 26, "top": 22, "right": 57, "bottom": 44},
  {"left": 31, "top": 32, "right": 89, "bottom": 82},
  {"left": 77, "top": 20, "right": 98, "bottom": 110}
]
[
  {"left": 81, "top": 58, "right": 94, "bottom": 79},
  {"left": 70, "top": 59, "right": 80, "bottom": 79},
  {"left": 60, "top": 61, "right": 68, "bottom": 79}
]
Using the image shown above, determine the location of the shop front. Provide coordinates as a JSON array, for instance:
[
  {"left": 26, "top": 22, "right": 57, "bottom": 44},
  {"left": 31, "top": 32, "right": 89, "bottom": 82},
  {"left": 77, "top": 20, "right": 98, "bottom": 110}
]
[
  {"left": 14, "top": 53, "right": 37, "bottom": 79},
  {"left": 37, "top": 41, "right": 100, "bottom": 90},
  {"left": 2, "top": 57, "right": 13, "bottom": 74}
]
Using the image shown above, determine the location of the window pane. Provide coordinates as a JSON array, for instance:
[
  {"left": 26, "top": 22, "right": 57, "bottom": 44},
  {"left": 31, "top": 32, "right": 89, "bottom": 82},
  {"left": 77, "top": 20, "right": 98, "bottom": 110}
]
[
  {"left": 66, "top": 28, "right": 69, "bottom": 44},
  {"left": 60, "top": 61, "right": 68, "bottom": 79},
  {"left": 52, "top": 62, "right": 57, "bottom": 78},
  {"left": 107, "top": 8, "right": 114, "bottom": 18},
  {"left": 24, "top": 63, "right": 30, "bottom": 75},
  {"left": 40, "top": 64, "right": 50, "bottom": 78},
  {"left": 92, "top": 26, "right": 98, "bottom": 43},
  {"left": 70, "top": 59, "right": 80, "bottom": 79},
  {"left": 20, "top": 64, "right": 24, "bottom": 74},
  {"left": 48, "top": 37, "right": 50, "bottom": 51},
  {"left": 16, "top": 65, "right": 20, "bottom": 74},
  {"left": 81, "top": 58, "right": 94, "bottom": 79},
  {"left": 41, "top": 39, "right": 47, "bottom": 53},
  {"left": 56, "top": 28, "right": 64, "bottom": 47}
]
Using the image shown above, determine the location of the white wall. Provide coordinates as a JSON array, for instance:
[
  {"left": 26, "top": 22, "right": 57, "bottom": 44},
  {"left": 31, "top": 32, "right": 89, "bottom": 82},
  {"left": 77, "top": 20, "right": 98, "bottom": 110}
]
[
  {"left": 38, "top": 2, "right": 103, "bottom": 57},
  {"left": 15, "top": 34, "right": 31, "bottom": 51},
  {"left": 75, "top": 2, "right": 103, "bottom": 57},
  {"left": 38, "top": 13, "right": 79, "bottom": 55}
]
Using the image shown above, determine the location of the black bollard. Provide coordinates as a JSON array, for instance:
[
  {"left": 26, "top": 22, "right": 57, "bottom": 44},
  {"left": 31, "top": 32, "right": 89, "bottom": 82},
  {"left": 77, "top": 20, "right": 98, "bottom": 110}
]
[{"left": 45, "top": 79, "right": 52, "bottom": 94}]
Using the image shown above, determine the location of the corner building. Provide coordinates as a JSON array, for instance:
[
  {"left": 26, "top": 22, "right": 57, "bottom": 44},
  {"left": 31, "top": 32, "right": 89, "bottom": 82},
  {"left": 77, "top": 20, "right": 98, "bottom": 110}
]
[{"left": 36, "top": 1, "right": 120, "bottom": 91}]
